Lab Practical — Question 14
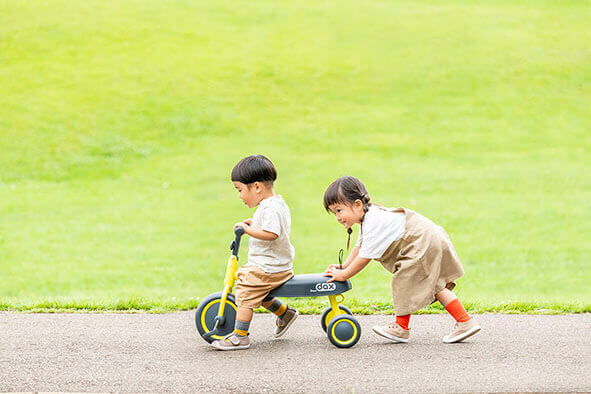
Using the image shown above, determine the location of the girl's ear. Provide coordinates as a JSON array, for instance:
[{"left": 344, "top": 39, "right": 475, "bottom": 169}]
[{"left": 353, "top": 199, "right": 364, "bottom": 209}]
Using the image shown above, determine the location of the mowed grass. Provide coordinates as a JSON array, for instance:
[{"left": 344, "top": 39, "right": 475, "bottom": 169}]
[{"left": 1, "top": 0, "right": 589, "bottom": 312}]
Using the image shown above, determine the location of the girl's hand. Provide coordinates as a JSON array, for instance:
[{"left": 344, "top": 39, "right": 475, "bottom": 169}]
[
  {"left": 323, "top": 264, "right": 341, "bottom": 273},
  {"left": 323, "top": 267, "right": 347, "bottom": 283}
]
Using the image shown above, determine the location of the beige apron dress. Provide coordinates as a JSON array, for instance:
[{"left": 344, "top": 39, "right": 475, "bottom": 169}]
[{"left": 373, "top": 208, "right": 464, "bottom": 316}]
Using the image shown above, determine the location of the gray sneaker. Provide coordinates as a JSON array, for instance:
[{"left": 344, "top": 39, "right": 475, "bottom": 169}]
[
  {"left": 274, "top": 308, "right": 299, "bottom": 338},
  {"left": 210, "top": 333, "right": 250, "bottom": 351},
  {"left": 443, "top": 319, "right": 481, "bottom": 343}
]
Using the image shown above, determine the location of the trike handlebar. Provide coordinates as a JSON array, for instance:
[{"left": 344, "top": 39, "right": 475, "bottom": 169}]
[{"left": 230, "top": 227, "right": 245, "bottom": 257}]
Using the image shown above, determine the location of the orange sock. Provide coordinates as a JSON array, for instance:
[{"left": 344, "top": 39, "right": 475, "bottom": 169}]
[
  {"left": 445, "top": 298, "right": 470, "bottom": 322},
  {"left": 396, "top": 314, "right": 410, "bottom": 330}
]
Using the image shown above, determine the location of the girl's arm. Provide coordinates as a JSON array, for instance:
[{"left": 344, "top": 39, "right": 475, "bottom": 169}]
[
  {"left": 324, "top": 245, "right": 360, "bottom": 272},
  {"left": 324, "top": 255, "right": 371, "bottom": 282},
  {"left": 343, "top": 245, "right": 360, "bottom": 269}
]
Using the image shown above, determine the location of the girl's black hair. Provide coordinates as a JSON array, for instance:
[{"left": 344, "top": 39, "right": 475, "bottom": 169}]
[
  {"left": 231, "top": 155, "right": 277, "bottom": 185},
  {"left": 323, "top": 176, "right": 372, "bottom": 250},
  {"left": 323, "top": 176, "right": 371, "bottom": 213}
]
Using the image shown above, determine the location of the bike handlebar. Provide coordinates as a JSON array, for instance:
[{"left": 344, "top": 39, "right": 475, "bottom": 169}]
[{"left": 230, "top": 227, "right": 245, "bottom": 257}]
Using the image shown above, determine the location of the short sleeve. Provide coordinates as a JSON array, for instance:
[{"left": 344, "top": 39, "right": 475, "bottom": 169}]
[
  {"left": 260, "top": 206, "right": 282, "bottom": 237},
  {"left": 357, "top": 208, "right": 405, "bottom": 259},
  {"left": 358, "top": 221, "right": 391, "bottom": 259},
  {"left": 355, "top": 228, "right": 362, "bottom": 247}
]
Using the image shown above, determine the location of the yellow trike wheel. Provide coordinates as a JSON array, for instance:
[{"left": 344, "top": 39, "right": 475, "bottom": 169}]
[
  {"left": 327, "top": 314, "right": 361, "bottom": 348},
  {"left": 195, "top": 292, "right": 237, "bottom": 343},
  {"left": 320, "top": 305, "right": 352, "bottom": 333}
]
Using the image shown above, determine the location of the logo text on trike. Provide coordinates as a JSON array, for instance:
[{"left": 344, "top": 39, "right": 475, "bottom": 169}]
[{"left": 311, "top": 282, "right": 337, "bottom": 293}]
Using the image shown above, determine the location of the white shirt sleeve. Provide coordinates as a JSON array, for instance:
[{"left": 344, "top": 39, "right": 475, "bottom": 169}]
[
  {"left": 357, "top": 207, "right": 405, "bottom": 259},
  {"left": 355, "top": 228, "right": 362, "bottom": 247},
  {"left": 260, "top": 206, "right": 282, "bottom": 237}
]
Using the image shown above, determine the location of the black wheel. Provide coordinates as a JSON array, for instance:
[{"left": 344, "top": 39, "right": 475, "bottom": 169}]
[
  {"left": 195, "top": 292, "right": 237, "bottom": 343},
  {"left": 327, "top": 314, "right": 361, "bottom": 348},
  {"left": 320, "top": 305, "right": 353, "bottom": 333}
]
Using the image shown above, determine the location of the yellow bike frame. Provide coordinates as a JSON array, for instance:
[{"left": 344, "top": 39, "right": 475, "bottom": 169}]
[{"left": 217, "top": 254, "right": 238, "bottom": 318}]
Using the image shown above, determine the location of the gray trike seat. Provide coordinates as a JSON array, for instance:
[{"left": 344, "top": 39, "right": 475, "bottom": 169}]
[{"left": 267, "top": 273, "right": 352, "bottom": 298}]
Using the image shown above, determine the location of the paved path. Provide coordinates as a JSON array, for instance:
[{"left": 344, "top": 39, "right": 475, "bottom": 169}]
[{"left": 1, "top": 312, "right": 590, "bottom": 392}]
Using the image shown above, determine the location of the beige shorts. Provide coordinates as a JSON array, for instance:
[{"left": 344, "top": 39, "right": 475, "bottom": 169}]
[{"left": 235, "top": 265, "right": 294, "bottom": 309}]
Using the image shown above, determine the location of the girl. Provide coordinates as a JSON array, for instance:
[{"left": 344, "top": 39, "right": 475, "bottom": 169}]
[{"left": 323, "top": 176, "right": 480, "bottom": 343}]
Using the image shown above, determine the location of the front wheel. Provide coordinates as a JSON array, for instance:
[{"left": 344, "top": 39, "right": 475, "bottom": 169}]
[
  {"left": 327, "top": 314, "right": 361, "bottom": 348},
  {"left": 195, "top": 292, "right": 237, "bottom": 343}
]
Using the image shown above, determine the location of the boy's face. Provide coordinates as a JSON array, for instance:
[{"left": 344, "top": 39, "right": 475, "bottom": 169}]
[
  {"left": 233, "top": 181, "right": 262, "bottom": 208},
  {"left": 328, "top": 201, "right": 365, "bottom": 229}
]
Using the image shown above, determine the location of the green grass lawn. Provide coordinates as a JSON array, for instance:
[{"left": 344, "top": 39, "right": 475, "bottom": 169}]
[{"left": 1, "top": 0, "right": 589, "bottom": 313}]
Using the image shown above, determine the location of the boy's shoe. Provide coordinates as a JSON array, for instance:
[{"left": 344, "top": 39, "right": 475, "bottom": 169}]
[
  {"left": 443, "top": 319, "right": 481, "bottom": 343},
  {"left": 210, "top": 333, "right": 250, "bottom": 351},
  {"left": 372, "top": 322, "right": 409, "bottom": 343},
  {"left": 274, "top": 308, "right": 299, "bottom": 338}
]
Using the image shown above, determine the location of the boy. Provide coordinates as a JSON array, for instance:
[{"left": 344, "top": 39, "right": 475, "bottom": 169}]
[{"left": 211, "top": 155, "right": 298, "bottom": 350}]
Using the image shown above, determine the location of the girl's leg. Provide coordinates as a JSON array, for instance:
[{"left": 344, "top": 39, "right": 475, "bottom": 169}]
[
  {"left": 436, "top": 288, "right": 470, "bottom": 322},
  {"left": 396, "top": 314, "right": 411, "bottom": 330}
]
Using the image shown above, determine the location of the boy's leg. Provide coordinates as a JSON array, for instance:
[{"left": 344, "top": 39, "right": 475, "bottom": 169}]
[
  {"left": 210, "top": 306, "right": 253, "bottom": 351},
  {"left": 234, "top": 307, "right": 253, "bottom": 336},
  {"left": 436, "top": 288, "right": 480, "bottom": 343},
  {"left": 262, "top": 297, "right": 299, "bottom": 338}
]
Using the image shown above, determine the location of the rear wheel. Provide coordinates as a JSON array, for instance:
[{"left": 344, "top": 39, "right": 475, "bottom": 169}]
[
  {"left": 320, "top": 305, "right": 352, "bottom": 333},
  {"left": 195, "top": 292, "right": 237, "bottom": 343}
]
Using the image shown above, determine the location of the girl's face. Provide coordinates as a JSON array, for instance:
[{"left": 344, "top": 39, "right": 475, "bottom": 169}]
[
  {"left": 328, "top": 201, "right": 365, "bottom": 229},
  {"left": 233, "top": 181, "right": 262, "bottom": 208}
]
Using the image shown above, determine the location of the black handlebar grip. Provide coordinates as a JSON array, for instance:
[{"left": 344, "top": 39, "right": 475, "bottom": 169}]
[{"left": 234, "top": 227, "right": 245, "bottom": 236}]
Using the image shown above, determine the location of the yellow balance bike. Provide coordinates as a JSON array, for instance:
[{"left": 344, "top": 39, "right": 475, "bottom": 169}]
[{"left": 195, "top": 227, "right": 361, "bottom": 348}]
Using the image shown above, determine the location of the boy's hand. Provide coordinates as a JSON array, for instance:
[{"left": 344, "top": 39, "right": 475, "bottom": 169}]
[
  {"left": 233, "top": 220, "right": 252, "bottom": 234},
  {"left": 323, "top": 267, "right": 347, "bottom": 283}
]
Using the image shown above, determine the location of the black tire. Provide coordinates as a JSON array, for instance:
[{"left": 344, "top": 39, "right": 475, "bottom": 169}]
[
  {"left": 327, "top": 314, "right": 361, "bottom": 348},
  {"left": 195, "top": 292, "right": 237, "bottom": 343},
  {"left": 320, "top": 305, "right": 353, "bottom": 333}
]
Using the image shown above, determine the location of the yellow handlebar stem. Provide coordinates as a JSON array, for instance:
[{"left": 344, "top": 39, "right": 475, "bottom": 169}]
[
  {"left": 217, "top": 255, "right": 239, "bottom": 318},
  {"left": 224, "top": 255, "right": 238, "bottom": 288}
]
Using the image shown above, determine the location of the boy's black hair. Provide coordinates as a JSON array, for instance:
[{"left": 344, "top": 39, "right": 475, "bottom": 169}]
[
  {"left": 323, "top": 176, "right": 371, "bottom": 212},
  {"left": 231, "top": 155, "right": 277, "bottom": 185}
]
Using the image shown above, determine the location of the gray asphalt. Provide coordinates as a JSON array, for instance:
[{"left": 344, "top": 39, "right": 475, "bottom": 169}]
[{"left": 1, "top": 312, "right": 590, "bottom": 392}]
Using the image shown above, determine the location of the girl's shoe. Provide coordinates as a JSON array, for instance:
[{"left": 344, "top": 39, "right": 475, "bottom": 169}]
[
  {"left": 443, "top": 319, "right": 481, "bottom": 343},
  {"left": 372, "top": 322, "right": 409, "bottom": 343},
  {"left": 210, "top": 333, "right": 250, "bottom": 350},
  {"left": 274, "top": 308, "right": 299, "bottom": 338}
]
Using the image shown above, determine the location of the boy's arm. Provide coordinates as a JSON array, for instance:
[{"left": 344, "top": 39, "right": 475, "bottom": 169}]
[
  {"left": 246, "top": 227, "right": 278, "bottom": 241},
  {"left": 233, "top": 221, "right": 278, "bottom": 241}
]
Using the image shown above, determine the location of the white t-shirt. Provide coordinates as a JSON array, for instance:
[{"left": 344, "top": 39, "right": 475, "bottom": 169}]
[
  {"left": 247, "top": 195, "right": 295, "bottom": 273},
  {"left": 356, "top": 205, "right": 406, "bottom": 259}
]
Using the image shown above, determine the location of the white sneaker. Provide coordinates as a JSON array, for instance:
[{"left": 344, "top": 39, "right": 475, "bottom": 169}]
[
  {"left": 443, "top": 319, "right": 481, "bottom": 343},
  {"left": 372, "top": 323, "right": 410, "bottom": 343}
]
